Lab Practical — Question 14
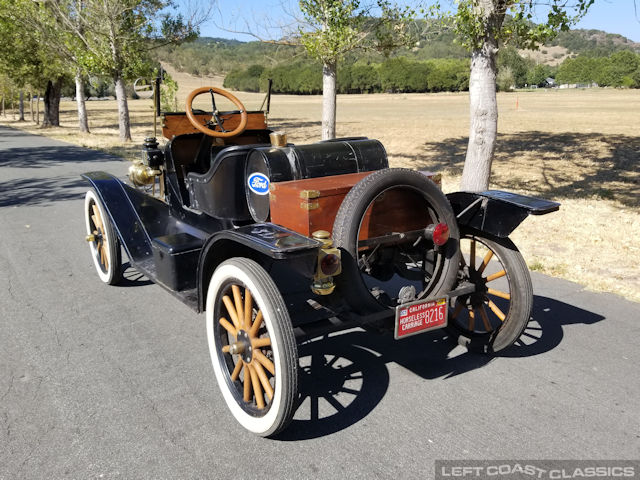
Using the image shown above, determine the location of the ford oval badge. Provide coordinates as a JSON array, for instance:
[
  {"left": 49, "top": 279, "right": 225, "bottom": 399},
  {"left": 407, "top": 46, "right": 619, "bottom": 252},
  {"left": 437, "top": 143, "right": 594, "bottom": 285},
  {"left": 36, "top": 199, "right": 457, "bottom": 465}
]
[{"left": 247, "top": 172, "right": 270, "bottom": 195}]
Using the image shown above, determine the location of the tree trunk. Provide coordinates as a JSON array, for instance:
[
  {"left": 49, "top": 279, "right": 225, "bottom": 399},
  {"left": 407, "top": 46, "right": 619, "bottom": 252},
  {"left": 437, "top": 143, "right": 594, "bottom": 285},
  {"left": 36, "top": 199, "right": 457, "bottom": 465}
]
[
  {"left": 36, "top": 93, "right": 40, "bottom": 125},
  {"left": 460, "top": 0, "right": 504, "bottom": 192},
  {"left": 1, "top": 96, "right": 4, "bottom": 116},
  {"left": 75, "top": 72, "right": 90, "bottom": 133},
  {"left": 322, "top": 61, "right": 337, "bottom": 140},
  {"left": 114, "top": 74, "right": 131, "bottom": 141},
  {"left": 42, "top": 79, "right": 62, "bottom": 127},
  {"left": 18, "top": 91, "right": 25, "bottom": 121},
  {"left": 29, "top": 92, "right": 33, "bottom": 122}
]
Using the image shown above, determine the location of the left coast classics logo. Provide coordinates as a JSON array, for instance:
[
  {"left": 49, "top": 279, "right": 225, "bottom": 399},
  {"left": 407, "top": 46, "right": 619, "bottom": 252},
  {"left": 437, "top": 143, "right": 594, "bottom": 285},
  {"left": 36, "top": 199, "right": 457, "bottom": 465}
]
[{"left": 247, "top": 172, "right": 270, "bottom": 195}]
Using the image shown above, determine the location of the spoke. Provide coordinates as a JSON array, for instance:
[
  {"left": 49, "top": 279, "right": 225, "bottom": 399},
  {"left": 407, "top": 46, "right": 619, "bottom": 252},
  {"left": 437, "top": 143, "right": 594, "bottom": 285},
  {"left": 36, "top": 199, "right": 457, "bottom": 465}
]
[
  {"left": 248, "top": 365, "right": 265, "bottom": 409},
  {"left": 219, "top": 317, "right": 237, "bottom": 337},
  {"left": 250, "top": 310, "right": 264, "bottom": 337},
  {"left": 477, "top": 250, "right": 494, "bottom": 275},
  {"left": 470, "top": 239, "right": 476, "bottom": 271},
  {"left": 325, "top": 355, "right": 339, "bottom": 368},
  {"left": 310, "top": 395, "right": 319, "bottom": 421},
  {"left": 468, "top": 308, "right": 475, "bottom": 331},
  {"left": 254, "top": 349, "right": 275, "bottom": 375},
  {"left": 480, "top": 304, "right": 493, "bottom": 331},
  {"left": 487, "top": 287, "right": 510, "bottom": 300},
  {"left": 253, "top": 360, "right": 274, "bottom": 401},
  {"left": 231, "top": 285, "right": 244, "bottom": 328},
  {"left": 522, "top": 331, "right": 540, "bottom": 340},
  {"left": 230, "top": 359, "right": 243, "bottom": 381},
  {"left": 92, "top": 204, "right": 103, "bottom": 230},
  {"left": 243, "top": 288, "right": 253, "bottom": 331},
  {"left": 243, "top": 363, "right": 252, "bottom": 402},
  {"left": 222, "top": 345, "right": 230, "bottom": 353},
  {"left": 252, "top": 337, "right": 271, "bottom": 348},
  {"left": 325, "top": 394, "right": 345, "bottom": 413},
  {"left": 486, "top": 270, "right": 506, "bottom": 283},
  {"left": 341, "top": 387, "right": 360, "bottom": 396},
  {"left": 222, "top": 295, "right": 241, "bottom": 330},
  {"left": 91, "top": 214, "right": 99, "bottom": 229},
  {"left": 487, "top": 299, "right": 506, "bottom": 322}
]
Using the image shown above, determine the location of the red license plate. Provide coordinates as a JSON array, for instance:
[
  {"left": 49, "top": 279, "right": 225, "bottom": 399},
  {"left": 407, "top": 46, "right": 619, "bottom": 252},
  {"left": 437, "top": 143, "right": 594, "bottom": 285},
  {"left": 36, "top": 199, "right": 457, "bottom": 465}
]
[{"left": 394, "top": 297, "right": 448, "bottom": 340}]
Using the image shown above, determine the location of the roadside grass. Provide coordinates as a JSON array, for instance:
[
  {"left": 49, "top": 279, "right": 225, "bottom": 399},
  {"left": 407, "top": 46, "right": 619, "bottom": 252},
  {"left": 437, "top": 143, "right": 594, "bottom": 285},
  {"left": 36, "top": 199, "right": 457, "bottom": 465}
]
[{"left": 1, "top": 79, "right": 638, "bottom": 302}]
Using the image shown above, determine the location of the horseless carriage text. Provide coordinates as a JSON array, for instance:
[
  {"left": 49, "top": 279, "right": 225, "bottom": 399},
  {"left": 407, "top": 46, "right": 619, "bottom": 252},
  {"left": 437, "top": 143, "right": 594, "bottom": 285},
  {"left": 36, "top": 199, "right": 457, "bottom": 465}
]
[{"left": 82, "top": 79, "right": 559, "bottom": 436}]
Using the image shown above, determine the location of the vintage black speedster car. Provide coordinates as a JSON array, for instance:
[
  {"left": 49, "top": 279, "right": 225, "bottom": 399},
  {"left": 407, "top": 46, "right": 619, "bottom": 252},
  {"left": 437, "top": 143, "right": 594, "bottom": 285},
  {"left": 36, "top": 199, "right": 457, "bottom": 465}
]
[{"left": 82, "top": 82, "right": 559, "bottom": 436}]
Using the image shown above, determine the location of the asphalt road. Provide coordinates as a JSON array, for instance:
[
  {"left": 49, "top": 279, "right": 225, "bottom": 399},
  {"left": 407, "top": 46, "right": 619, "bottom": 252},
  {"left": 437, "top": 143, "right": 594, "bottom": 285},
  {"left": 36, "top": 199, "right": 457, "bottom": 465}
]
[{"left": 1, "top": 125, "right": 639, "bottom": 479}]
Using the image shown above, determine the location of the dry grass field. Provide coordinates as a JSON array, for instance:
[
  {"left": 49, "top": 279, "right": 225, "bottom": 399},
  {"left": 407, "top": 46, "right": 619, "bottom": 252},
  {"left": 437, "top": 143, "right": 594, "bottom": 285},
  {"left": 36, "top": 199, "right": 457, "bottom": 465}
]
[{"left": 2, "top": 67, "right": 638, "bottom": 302}]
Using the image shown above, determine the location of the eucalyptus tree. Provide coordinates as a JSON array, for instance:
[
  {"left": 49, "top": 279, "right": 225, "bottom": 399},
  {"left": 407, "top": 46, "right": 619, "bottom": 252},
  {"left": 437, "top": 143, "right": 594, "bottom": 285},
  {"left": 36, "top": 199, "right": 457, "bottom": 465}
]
[
  {"left": 225, "top": 1, "right": 417, "bottom": 140},
  {"left": 444, "top": 0, "right": 594, "bottom": 190},
  {"left": 47, "top": 0, "right": 204, "bottom": 141},
  {"left": 0, "top": 0, "right": 68, "bottom": 126},
  {"left": 299, "top": 0, "right": 416, "bottom": 139}
]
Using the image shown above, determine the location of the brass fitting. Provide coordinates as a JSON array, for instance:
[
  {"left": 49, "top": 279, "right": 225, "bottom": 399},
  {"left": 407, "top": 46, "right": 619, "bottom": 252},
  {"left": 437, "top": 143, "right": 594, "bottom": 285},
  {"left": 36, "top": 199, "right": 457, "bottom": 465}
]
[
  {"left": 310, "top": 230, "right": 341, "bottom": 295},
  {"left": 311, "top": 280, "right": 336, "bottom": 296},
  {"left": 128, "top": 161, "right": 160, "bottom": 186},
  {"left": 312, "top": 230, "right": 332, "bottom": 248},
  {"left": 85, "top": 234, "right": 95, "bottom": 242},
  {"left": 269, "top": 131, "right": 287, "bottom": 147}
]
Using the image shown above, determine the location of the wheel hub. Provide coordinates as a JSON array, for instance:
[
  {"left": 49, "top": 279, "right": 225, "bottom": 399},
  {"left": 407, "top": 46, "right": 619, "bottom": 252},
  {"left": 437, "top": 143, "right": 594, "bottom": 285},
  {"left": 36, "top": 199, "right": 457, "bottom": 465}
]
[{"left": 231, "top": 329, "right": 253, "bottom": 364}]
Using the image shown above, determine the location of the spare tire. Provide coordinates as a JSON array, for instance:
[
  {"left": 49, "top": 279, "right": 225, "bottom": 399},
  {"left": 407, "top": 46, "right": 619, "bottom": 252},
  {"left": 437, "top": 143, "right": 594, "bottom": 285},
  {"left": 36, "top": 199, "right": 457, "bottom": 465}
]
[{"left": 332, "top": 168, "right": 460, "bottom": 314}]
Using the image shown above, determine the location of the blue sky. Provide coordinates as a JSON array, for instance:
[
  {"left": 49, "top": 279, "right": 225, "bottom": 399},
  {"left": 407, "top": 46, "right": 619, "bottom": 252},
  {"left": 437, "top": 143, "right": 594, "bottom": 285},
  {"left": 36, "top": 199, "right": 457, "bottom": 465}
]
[{"left": 198, "top": 0, "right": 640, "bottom": 43}]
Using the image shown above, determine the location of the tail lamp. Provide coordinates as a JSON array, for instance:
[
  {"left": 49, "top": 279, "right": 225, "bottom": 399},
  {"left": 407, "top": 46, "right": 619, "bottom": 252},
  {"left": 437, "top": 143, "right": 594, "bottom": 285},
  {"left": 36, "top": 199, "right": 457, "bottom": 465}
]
[{"left": 424, "top": 222, "right": 450, "bottom": 246}]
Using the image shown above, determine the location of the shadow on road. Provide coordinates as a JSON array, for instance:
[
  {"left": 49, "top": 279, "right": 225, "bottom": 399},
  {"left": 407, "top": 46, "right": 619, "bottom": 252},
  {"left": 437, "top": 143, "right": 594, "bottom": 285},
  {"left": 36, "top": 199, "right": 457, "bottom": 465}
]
[
  {"left": 0, "top": 145, "right": 121, "bottom": 169},
  {"left": 0, "top": 176, "right": 88, "bottom": 207},
  {"left": 278, "top": 294, "right": 605, "bottom": 440},
  {"left": 116, "top": 263, "right": 154, "bottom": 287}
]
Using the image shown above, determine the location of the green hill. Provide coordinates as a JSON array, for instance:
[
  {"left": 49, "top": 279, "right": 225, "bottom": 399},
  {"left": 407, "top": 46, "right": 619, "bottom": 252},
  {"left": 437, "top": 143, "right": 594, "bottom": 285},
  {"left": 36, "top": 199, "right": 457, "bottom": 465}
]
[
  {"left": 550, "top": 29, "right": 640, "bottom": 56},
  {"left": 153, "top": 26, "right": 640, "bottom": 94}
]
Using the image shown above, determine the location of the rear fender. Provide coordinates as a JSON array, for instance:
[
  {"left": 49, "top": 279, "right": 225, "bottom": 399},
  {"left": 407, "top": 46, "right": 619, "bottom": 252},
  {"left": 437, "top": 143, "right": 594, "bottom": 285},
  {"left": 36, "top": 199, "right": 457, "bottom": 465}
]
[
  {"left": 447, "top": 190, "right": 560, "bottom": 238},
  {"left": 197, "top": 224, "right": 321, "bottom": 312}
]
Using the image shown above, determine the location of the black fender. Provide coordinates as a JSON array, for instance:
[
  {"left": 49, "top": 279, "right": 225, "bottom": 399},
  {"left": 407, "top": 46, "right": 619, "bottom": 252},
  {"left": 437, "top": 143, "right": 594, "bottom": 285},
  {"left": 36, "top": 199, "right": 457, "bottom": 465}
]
[
  {"left": 197, "top": 223, "right": 322, "bottom": 312},
  {"left": 446, "top": 190, "right": 560, "bottom": 238},
  {"left": 82, "top": 171, "right": 155, "bottom": 264}
]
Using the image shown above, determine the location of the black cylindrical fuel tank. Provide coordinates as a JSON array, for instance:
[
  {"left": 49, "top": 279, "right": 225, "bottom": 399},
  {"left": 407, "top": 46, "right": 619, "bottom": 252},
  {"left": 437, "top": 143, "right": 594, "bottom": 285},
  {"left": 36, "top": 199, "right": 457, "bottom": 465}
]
[{"left": 245, "top": 137, "right": 388, "bottom": 222}]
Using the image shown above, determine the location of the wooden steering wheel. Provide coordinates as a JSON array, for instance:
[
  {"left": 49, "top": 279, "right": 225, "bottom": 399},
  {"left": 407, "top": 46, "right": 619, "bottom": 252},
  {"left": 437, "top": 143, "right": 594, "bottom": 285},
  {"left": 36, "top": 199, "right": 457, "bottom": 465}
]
[{"left": 185, "top": 86, "right": 248, "bottom": 138}]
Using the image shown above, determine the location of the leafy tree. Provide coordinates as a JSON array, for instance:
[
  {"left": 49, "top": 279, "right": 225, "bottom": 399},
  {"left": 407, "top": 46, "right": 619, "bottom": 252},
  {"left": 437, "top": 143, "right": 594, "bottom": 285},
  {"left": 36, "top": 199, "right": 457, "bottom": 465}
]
[
  {"left": 526, "top": 63, "right": 554, "bottom": 86},
  {"left": 426, "top": 58, "right": 470, "bottom": 91},
  {"left": 350, "top": 63, "right": 380, "bottom": 92},
  {"left": 441, "top": 0, "right": 594, "bottom": 191},
  {"left": 608, "top": 51, "right": 640, "bottom": 86},
  {"left": 298, "top": 0, "right": 416, "bottom": 138},
  {"left": 0, "top": 0, "right": 72, "bottom": 127},
  {"left": 46, "top": 0, "right": 204, "bottom": 141},
  {"left": 16, "top": 0, "right": 95, "bottom": 131},
  {"left": 498, "top": 46, "right": 530, "bottom": 87}
]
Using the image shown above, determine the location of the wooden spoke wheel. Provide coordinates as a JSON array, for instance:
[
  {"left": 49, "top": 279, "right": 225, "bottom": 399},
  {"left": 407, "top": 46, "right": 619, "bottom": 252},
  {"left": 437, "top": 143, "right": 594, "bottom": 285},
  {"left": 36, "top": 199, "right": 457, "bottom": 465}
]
[
  {"left": 84, "top": 190, "right": 122, "bottom": 285},
  {"left": 206, "top": 258, "right": 298, "bottom": 437},
  {"left": 332, "top": 168, "right": 460, "bottom": 314},
  {"left": 446, "top": 230, "right": 533, "bottom": 353}
]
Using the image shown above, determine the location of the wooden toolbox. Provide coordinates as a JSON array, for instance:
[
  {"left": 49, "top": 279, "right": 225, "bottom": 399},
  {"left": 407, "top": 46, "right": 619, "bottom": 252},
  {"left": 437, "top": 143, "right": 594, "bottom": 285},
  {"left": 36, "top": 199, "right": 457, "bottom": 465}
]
[{"left": 269, "top": 171, "right": 441, "bottom": 238}]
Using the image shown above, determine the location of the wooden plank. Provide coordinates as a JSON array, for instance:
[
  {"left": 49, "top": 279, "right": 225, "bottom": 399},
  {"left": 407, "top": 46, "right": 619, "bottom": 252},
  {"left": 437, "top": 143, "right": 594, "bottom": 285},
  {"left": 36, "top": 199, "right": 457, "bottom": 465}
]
[
  {"left": 269, "top": 171, "right": 439, "bottom": 238},
  {"left": 162, "top": 112, "right": 267, "bottom": 139}
]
